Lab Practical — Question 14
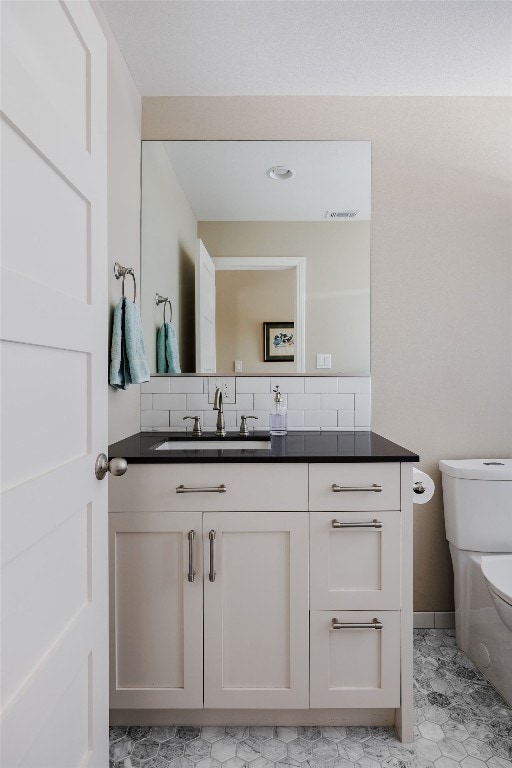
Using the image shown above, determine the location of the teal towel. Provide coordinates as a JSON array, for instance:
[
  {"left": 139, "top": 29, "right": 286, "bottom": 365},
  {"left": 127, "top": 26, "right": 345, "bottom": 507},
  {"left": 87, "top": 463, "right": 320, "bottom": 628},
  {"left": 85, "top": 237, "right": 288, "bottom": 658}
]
[
  {"left": 157, "top": 322, "right": 181, "bottom": 374},
  {"left": 109, "top": 298, "right": 150, "bottom": 389}
]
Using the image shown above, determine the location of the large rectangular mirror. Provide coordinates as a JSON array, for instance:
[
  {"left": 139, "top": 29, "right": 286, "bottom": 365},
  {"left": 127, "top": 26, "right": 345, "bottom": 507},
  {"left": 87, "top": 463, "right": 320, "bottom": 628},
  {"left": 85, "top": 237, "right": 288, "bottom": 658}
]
[{"left": 141, "top": 141, "right": 371, "bottom": 375}]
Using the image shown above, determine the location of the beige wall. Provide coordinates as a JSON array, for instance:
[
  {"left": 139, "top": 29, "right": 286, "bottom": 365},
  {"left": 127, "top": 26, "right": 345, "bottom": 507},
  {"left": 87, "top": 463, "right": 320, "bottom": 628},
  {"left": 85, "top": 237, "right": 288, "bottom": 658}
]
[
  {"left": 143, "top": 96, "right": 512, "bottom": 611},
  {"left": 93, "top": 5, "right": 143, "bottom": 445},
  {"left": 141, "top": 143, "right": 197, "bottom": 373},
  {"left": 215, "top": 269, "right": 295, "bottom": 373},
  {"left": 200, "top": 220, "right": 370, "bottom": 374}
]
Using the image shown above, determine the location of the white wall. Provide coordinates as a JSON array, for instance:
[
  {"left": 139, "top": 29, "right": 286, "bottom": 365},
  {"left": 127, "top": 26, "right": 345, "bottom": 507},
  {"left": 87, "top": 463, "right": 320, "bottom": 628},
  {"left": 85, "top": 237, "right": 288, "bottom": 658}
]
[
  {"left": 142, "top": 95, "right": 512, "bottom": 611},
  {"left": 93, "top": 4, "right": 142, "bottom": 444}
]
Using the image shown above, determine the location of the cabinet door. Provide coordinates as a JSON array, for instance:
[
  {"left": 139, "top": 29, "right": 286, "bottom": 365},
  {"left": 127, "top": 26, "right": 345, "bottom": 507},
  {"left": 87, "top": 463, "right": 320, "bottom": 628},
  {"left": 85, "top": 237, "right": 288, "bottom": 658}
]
[
  {"left": 204, "top": 512, "right": 309, "bottom": 709},
  {"left": 109, "top": 512, "right": 203, "bottom": 708},
  {"left": 310, "top": 610, "right": 401, "bottom": 708},
  {"left": 310, "top": 511, "right": 401, "bottom": 609}
]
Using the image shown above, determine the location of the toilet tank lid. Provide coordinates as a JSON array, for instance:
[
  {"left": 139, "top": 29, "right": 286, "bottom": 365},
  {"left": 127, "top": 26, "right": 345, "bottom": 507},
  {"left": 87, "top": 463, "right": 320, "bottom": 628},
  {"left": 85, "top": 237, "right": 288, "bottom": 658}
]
[{"left": 439, "top": 459, "right": 512, "bottom": 480}]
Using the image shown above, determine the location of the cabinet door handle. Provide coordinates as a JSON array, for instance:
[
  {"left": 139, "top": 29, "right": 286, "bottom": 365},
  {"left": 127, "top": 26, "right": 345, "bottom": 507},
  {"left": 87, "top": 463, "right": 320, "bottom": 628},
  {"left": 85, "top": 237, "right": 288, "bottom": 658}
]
[
  {"left": 331, "top": 483, "right": 382, "bottom": 493},
  {"left": 331, "top": 618, "right": 383, "bottom": 630},
  {"left": 187, "top": 530, "right": 196, "bottom": 582},
  {"left": 332, "top": 518, "right": 383, "bottom": 529},
  {"left": 208, "top": 530, "right": 216, "bottom": 582},
  {"left": 176, "top": 484, "right": 227, "bottom": 494}
]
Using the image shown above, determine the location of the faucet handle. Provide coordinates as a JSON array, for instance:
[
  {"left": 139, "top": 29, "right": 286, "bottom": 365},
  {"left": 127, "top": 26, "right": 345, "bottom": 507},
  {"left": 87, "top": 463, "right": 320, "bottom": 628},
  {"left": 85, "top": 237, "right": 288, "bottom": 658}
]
[
  {"left": 183, "top": 415, "right": 202, "bottom": 435},
  {"left": 239, "top": 415, "right": 258, "bottom": 435}
]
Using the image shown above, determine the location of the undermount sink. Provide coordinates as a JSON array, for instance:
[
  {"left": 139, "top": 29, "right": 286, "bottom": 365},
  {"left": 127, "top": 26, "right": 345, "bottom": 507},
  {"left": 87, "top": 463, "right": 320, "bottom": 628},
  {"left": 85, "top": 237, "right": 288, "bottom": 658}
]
[{"left": 152, "top": 438, "right": 271, "bottom": 451}]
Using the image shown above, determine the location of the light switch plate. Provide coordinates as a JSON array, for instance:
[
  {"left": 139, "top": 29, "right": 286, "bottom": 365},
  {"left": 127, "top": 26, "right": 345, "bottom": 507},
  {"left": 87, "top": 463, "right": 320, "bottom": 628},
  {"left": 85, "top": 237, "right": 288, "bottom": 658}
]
[
  {"left": 208, "top": 377, "right": 236, "bottom": 403},
  {"left": 316, "top": 354, "right": 332, "bottom": 369}
]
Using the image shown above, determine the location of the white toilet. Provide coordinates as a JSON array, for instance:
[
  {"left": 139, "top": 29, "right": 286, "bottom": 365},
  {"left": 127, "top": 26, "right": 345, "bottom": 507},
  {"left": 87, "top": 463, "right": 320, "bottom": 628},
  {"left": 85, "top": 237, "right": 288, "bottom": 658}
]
[{"left": 440, "top": 458, "right": 512, "bottom": 705}]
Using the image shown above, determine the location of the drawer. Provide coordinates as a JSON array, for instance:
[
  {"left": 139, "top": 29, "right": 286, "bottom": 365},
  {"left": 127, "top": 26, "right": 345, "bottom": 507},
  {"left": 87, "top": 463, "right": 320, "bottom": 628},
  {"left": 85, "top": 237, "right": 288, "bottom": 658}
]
[
  {"left": 109, "top": 463, "right": 308, "bottom": 512},
  {"left": 309, "top": 463, "right": 400, "bottom": 511},
  {"left": 310, "top": 511, "right": 401, "bottom": 610},
  {"left": 310, "top": 610, "right": 401, "bottom": 708}
]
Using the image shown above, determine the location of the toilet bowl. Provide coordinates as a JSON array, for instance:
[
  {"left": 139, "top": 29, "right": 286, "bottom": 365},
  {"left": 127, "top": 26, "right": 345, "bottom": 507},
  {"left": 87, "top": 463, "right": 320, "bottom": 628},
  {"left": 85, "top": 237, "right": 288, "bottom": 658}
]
[
  {"left": 440, "top": 458, "right": 512, "bottom": 705},
  {"left": 481, "top": 555, "right": 512, "bottom": 632}
]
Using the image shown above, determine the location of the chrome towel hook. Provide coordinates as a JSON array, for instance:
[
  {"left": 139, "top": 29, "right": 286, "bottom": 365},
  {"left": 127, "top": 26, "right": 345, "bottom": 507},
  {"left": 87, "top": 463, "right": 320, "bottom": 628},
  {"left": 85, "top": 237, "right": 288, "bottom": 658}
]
[
  {"left": 114, "top": 262, "right": 136, "bottom": 303},
  {"left": 156, "top": 292, "right": 172, "bottom": 323}
]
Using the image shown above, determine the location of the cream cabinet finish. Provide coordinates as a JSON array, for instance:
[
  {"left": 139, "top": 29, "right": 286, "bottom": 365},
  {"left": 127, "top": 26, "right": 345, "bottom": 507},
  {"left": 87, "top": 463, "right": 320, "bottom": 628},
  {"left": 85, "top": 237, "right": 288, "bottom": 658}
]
[
  {"left": 109, "top": 512, "right": 203, "bottom": 709},
  {"left": 203, "top": 512, "right": 309, "bottom": 709},
  {"left": 309, "top": 511, "right": 401, "bottom": 609},
  {"left": 109, "top": 464, "right": 309, "bottom": 712},
  {"left": 309, "top": 610, "right": 401, "bottom": 708},
  {"left": 109, "top": 460, "right": 414, "bottom": 741},
  {"left": 309, "top": 463, "right": 400, "bottom": 511}
]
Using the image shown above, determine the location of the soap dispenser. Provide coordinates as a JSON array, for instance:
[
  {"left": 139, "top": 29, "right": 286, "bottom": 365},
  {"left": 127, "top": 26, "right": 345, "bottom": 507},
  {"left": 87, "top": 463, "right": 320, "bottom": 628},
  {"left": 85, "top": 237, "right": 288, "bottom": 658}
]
[{"left": 269, "top": 386, "right": 287, "bottom": 435}]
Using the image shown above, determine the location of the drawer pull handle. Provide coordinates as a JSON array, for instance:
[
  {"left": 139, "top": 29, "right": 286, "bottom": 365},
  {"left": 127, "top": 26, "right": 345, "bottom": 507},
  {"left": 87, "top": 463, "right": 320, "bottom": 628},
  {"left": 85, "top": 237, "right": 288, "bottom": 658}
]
[
  {"left": 332, "top": 518, "right": 383, "bottom": 529},
  {"left": 331, "top": 618, "right": 383, "bottom": 630},
  {"left": 187, "top": 530, "right": 196, "bottom": 582},
  {"left": 209, "top": 530, "right": 216, "bottom": 582},
  {"left": 332, "top": 483, "right": 382, "bottom": 493},
  {"left": 176, "top": 484, "right": 227, "bottom": 494}
]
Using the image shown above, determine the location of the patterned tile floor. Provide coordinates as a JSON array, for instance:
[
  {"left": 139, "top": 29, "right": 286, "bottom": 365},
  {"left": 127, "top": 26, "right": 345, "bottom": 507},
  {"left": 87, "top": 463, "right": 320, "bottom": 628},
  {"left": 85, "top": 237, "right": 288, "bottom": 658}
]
[{"left": 110, "top": 630, "right": 512, "bottom": 768}]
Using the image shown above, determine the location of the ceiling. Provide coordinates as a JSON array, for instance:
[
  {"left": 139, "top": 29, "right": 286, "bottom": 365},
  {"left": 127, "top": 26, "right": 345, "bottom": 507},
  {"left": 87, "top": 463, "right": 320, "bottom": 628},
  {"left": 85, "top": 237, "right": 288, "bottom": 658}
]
[
  {"left": 100, "top": 0, "right": 511, "bottom": 97},
  {"left": 161, "top": 140, "right": 371, "bottom": 221}
]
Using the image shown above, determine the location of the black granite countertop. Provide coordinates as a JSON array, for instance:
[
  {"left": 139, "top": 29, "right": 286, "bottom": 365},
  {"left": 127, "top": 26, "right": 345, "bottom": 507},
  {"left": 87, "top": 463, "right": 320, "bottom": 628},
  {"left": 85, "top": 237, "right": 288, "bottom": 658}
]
[{"left": 108, "top": 431, "right": 419, "bottom": 464}]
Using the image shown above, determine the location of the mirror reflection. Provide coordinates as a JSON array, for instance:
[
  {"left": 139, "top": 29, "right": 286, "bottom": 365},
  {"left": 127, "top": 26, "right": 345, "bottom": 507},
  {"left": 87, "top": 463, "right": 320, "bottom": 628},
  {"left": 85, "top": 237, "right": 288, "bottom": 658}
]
[{"left": 141, "top": 141, "right": 371, "bottom": 375}]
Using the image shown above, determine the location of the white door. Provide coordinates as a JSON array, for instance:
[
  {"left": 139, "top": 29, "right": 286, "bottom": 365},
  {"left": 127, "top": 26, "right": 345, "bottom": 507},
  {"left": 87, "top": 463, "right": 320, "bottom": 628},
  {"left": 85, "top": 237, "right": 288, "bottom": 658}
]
[
  {"left": 203, "top": 512, "right": 309, "bottom": 709},
  {"left": 195, "top": 238, "right": 216, "bottom": 373},
  {"left": 109, "top": 512, "right": 203, "bottom": 709},
  {"left": 1, "top": 2, "right": 108, "bottom": 766}
]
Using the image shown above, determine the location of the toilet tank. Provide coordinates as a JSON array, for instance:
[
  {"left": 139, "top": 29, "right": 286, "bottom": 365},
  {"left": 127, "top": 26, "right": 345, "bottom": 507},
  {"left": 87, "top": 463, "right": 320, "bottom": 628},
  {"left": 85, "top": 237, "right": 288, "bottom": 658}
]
[{"left": 440, "top": 459, "right": 512, "bottom": 552}]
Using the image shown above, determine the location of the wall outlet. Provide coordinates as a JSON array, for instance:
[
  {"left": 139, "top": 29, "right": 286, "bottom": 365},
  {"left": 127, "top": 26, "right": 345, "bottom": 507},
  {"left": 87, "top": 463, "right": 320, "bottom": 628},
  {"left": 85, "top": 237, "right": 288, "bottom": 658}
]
[{"left": 208, "top": 377, "right": 236, "bottom": 404}]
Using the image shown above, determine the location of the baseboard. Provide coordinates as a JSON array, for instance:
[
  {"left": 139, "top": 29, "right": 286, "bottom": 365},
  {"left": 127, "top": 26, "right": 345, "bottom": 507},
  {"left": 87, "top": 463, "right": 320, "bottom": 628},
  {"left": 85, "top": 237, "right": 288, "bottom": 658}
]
[{"left": 413, "top": 611, "right": 455, "bottom": 629}]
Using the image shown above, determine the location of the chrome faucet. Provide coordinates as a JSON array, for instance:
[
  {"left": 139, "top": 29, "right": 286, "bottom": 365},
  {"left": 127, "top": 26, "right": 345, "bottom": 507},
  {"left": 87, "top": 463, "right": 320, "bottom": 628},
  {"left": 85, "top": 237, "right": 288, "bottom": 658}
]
[{"left": 213, "top": 387, "right": 226, "bottom": 436}]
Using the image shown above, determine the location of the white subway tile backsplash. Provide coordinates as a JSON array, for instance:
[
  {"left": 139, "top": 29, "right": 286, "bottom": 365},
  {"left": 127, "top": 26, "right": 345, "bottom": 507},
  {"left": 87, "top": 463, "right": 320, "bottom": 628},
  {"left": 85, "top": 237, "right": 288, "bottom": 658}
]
[
  {"left": 140, "top": 375, "right": 371, "bottom": 432},
  {"left": 304, "top": 410, "right": 338, "bottom": 427},
  {"left": 141, "top": 410, "right": 170, "bottom": 428},
  {"left": 305, "top": 377, "right": 338, "bottom": 393},
  {"left": 186, "top": 393, "right": 210, "bottom": 410},
  {"left": 270, "top": 377, "right": 305, "bottom": 393},
  {"left": 170, "top": 377, "right": 204, "bottom": 394},
  {"left": 355, "top": 393, "right": 371, "bottom": 427},
  {"left": 223, "top": 393, "right": 254, "bottom": 411},
  {"left": 153, "top": 393, "right": 187, "bottom": 411},
  {"left": 337, "top": 377, "right": 371, "bottom": 394},
  {"left": 253, "top": 393, "right": 289, "bottom": 411},
  {"left": 141, "top": 376, "right": 171, "bottom": 394},
  {"left": 202, "top": 410, "right": 237, "bottom": 429},
  {"left": 321, "top": 393, "right": 354, "bottom": 411},
  {"left": 287, "top": 410, "right": 305, "bottom": 427},
  {"left": 338, "top": 410, "right": 355, "bottom": 428},
  {"left": 236, "top": 377, "right": 271, "bottom": 394},
  {"left": 288, "top": 393, "right": 321, "bottom": 410}
]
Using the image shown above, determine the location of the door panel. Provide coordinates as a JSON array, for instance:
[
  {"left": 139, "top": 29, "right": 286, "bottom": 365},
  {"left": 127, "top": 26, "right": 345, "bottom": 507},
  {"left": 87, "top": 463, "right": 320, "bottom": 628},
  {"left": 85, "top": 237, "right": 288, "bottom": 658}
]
[
  {"left": 109, "top": 512, "right": 203, "bottom": 709},
  {"left": 204, "top": 512, "right": 309, "bottom": 708},
  {"left": 0, "top": 2, "right": 108, "bottom": 765}
]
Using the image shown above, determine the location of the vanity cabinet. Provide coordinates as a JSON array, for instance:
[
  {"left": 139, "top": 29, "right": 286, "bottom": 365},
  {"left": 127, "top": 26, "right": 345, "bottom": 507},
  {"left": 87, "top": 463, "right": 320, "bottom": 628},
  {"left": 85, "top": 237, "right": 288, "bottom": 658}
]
[
  {"left": 109, "top": 464, "right": 309, "bottom": 711},
  {"left": 108, "top": 456, "right": 413, "bottom": 740}
]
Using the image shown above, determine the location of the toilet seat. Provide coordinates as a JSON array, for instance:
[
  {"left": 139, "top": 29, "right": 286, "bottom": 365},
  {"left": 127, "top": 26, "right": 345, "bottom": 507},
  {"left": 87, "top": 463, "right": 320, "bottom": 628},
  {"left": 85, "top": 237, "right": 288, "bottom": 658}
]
[{"left": 481, "top": 555, "right": 512, "bottom": 607}]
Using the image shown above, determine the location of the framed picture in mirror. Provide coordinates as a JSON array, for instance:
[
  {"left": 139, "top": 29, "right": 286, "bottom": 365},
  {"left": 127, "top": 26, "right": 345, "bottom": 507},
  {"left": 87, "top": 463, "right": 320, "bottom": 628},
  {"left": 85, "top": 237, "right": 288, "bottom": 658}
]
[{"left": 264, "top": 322, "right": 295, "bottom": 362}]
